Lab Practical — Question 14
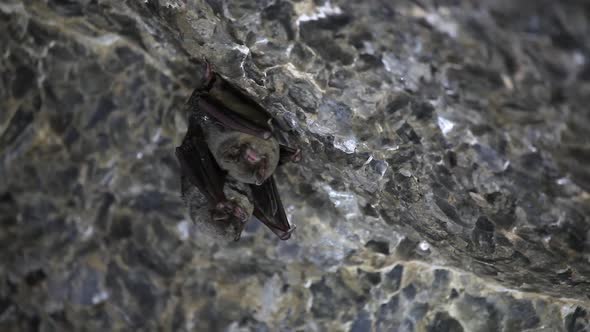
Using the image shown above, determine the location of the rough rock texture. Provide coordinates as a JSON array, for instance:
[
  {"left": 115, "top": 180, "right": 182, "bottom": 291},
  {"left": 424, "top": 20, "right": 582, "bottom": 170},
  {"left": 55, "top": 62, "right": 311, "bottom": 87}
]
[{"left": 1, "top": 0, "right": 590, "bottom": 331}]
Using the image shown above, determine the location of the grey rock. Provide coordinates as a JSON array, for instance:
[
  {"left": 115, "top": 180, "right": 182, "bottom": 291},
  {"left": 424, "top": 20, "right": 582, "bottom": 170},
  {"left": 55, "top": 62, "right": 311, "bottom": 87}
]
[{"left": 1, "top": 0, "right": 590, "bottom": 330}]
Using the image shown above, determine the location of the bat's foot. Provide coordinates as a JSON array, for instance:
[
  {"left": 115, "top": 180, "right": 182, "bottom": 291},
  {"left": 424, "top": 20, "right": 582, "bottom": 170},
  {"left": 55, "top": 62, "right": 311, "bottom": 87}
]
[
  {"left": 213, "top": 201, "right": 249, "bottom": 222},
  {"left": 188, "top": 58, "right": 216, "bottom": 105},
  {"left": 210, "top": 200, "right": 251, "bottom": 242},
  {"left": 203, "top": 58, "right": 215, "bottom": 89}
]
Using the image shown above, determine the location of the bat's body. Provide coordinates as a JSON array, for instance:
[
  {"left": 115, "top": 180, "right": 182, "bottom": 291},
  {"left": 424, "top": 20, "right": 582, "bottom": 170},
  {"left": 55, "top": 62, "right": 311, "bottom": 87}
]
[{"left": 176, "top": 61, "right": 300, "bottom": 240}]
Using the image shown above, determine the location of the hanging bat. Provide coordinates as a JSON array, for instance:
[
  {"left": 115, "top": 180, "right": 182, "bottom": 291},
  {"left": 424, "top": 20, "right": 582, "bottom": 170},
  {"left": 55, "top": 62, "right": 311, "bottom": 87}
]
[{"left": 175, "top": 61, "right": 300, "bottom": 240}]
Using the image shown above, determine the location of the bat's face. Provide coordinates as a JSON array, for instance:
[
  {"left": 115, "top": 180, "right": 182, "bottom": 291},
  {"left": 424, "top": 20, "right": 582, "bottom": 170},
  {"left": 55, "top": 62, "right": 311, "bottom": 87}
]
[{"left": 208, "top": 129, "right": 280, "bottom": 185}]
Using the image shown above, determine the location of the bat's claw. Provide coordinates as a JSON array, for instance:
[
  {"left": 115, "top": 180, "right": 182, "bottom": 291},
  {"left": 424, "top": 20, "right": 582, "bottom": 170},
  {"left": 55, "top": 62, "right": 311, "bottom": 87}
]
[
  {"left": 290, "top": 148, "right": 302, "bottom": 163},
  {"left": 233, "top": 206, "right": 249, "bottom": 222},
  {"left": 202, "top": 58, "right": 215, "bottom": 87},
  {"left": 279, "top": 225, "right": 296, "bottom": 240}
]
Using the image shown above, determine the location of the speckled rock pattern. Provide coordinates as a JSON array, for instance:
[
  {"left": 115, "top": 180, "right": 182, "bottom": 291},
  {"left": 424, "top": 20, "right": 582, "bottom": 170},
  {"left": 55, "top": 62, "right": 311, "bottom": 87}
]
[{"left": 1, "top": 0, "right": 590, "bottom": 331}]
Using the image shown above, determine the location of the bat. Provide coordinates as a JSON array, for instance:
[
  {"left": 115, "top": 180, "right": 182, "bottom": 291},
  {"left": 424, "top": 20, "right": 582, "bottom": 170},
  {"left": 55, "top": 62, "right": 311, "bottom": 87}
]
[
  {"left": 189, "top": 61, "right": 301, "bottom": 184},
  {"left": 176, "top": 60, "right": 300, "bottom": 240},
  {"left": 176, "top": 119, "right": 252, "bottom": 241}
]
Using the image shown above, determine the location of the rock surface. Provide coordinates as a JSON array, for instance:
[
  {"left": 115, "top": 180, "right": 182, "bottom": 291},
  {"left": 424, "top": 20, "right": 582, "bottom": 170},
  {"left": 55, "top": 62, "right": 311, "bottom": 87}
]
[{"left": 1, "top": 0, "right": 590, "bottom": 330}]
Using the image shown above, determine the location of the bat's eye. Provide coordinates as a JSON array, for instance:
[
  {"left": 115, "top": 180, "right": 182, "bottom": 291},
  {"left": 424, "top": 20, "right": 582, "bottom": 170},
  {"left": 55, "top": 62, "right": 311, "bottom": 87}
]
[{"left": 222, "top": 146, "right": 241, "bottom": 162}]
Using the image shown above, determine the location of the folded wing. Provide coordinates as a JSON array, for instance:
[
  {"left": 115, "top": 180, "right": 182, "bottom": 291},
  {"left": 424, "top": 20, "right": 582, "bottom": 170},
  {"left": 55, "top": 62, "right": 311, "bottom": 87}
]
[
  {"left": 251, "top": 177, "right": 295, "bottom": 240},
  {"left": 175, "top": 115, "right": 226, "bottom": 204}
]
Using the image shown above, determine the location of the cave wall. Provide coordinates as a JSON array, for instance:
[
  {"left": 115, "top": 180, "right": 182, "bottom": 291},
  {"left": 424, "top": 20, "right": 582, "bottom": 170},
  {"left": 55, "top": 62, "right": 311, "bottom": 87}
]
[{"left": 1, "top": 0, "right": 590, "bottom": 330}]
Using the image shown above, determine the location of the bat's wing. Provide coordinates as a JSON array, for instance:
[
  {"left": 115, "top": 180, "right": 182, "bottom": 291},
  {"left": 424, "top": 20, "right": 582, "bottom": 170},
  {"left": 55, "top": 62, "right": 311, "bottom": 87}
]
[
  {"left": 207, "top": 75, "right": 271, "bottom": 129},
  {"left": 189, "top": 73, "right": 273, "bottom": 140},
  {"left": 197, "top": 98, "right": 272, "bottom": 140},
  {"left": 175, "top": 116, "right": 226, "bottom": 203},
  {"left": 251, "top": 177, "right": 295, "bottom": 240}
]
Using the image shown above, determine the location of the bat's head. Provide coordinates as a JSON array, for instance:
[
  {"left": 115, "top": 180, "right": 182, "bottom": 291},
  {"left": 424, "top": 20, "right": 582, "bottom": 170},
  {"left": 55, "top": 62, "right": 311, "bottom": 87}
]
[{"left": 213, "top": 132, "right": 280, "bottom": 185}]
